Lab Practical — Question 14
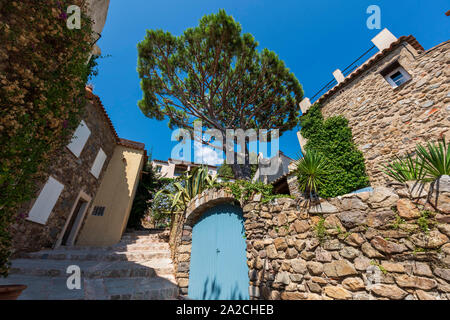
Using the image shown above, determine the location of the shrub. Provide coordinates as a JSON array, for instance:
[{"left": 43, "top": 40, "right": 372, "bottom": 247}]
[
  {"left": 127, "top": 161, "right": 171, "bottom": 229},
  {"left": 0, "top": 1, "right": 94, "bottom": 277},
  {"left": 295, "top": 149, "right": 332, "bottom": 198},
  {"left": 299, "top": 104, "right": 370, "bottom": 198}
]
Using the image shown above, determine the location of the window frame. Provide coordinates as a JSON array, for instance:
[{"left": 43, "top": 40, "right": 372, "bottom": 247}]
[{"left": 383, "top": 66, "right": 411, "bottom": 88}]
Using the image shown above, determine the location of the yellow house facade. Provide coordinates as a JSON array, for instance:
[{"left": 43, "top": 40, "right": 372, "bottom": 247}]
[{"left": 77, "top": 141, "right": 146, "bottom": 246}]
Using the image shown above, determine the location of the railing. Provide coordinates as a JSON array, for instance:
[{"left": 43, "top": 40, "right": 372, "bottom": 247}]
[{"left": 310, "top": 45, "right": 378, "bottom": 102}]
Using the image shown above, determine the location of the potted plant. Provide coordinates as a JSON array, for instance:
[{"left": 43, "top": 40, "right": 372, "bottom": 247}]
[
  {"left": 0, "top": 212, "right": 28, "bottom": 300},
  {"left": 0, "top": 285, "right": 27, "bottom": 300}
]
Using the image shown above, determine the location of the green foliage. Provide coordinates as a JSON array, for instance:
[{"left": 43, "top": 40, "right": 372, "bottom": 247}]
[
  {"left": 220, "top": 179, "right": 292, "bottom": 204},
  {"left": 370, "top": 261, "right": 388, "bottom": 275},
  {"left": 0, "top": 1, "right": 93, "bottom": 277},
  {"left": 225, "top": 180, "right": 273, "bottom": 202},
  {"left": 295, "top": 149, "right": 332, "bottom": 198},
  {"left": 217, "top": 162, "right": 258, "bottom": 180},
  {"left": 391, "top": 215, "right": 405, "bottom": 230},
  {"left": 299, "top": 104, "right": 370, "bottom": 198},
  {"left": 382, "top": 138, "right": 449, "bottom": 184},
  {"left": 127, "top": 160, "right": 171, "bottom": 229},
  {"left": 417, "top": 210, "right": 435, "bottom": 234},
  {"left": 150, "top": 179, "right": 177, "bottom": 224},
  {"left": 154, "top": 166, "right": 217, "bottom": 212},
  {"left": 137, "top": 9, "right": 303, "bottom": 179},
  {"left": 416, "top": 138, "right": 450, "bottom": 179},
  {"left": 314, "top": 218, "right": 327, "bottom": 243},
  {"left": 382, "top": 154, "right": 426, "bottom": 184}
]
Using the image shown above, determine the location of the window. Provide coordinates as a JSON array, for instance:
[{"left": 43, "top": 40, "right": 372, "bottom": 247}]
[
  {"left": 381, "top": 62, "right": 411, "bottom": 88},
  {"left": 90, "top": 148, "right": 107, "bottom": 178},
  {"left": 92, "top": 206, "right": 106, "bottom": 216},
  {"left": 67, "top": 120, "right": 91, "bottom": 157},
  {"left": 155, "top": 165, "right": 162, "bottom": 173},
  {"left": 27, "top": 176, "right": 64, "bottom": 225}
]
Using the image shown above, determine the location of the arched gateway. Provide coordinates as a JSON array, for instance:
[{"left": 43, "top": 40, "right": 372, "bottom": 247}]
[{"left": 178, "top": 190, "right": 250, "bottom": 300}]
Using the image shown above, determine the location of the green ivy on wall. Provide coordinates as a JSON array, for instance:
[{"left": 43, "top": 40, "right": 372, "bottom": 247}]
[{"left": 299, "top": 104, "right": 370, "bottom": 198}]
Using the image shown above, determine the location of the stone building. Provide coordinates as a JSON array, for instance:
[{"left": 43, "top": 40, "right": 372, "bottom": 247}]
[
  {"left": 152, "top": 158, "right": 218, "bottom": 179},
  {"left": 299, "top": 28, "right": 450, "bottom": 186},
  {"left": 12, "top": 88, "right": 147, "bottom": 252},
  {"left": 86, "top": 0, "right": 111, "bottom": 58}
]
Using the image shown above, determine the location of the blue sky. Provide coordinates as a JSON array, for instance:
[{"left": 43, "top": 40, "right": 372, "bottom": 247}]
[{"left": 91, "top": 0, "right": 449, "bottom": 164}]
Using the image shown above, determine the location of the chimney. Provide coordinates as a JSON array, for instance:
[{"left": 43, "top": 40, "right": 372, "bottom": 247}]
[
  {"left": 371, "top": 28, "right": 397, "bottom": 51},
  {"left": 333, "top": 69, "right": 345, "bottom": 83},
  {"left": 299, "top": 98, "right": 311, "bottom": 114}
]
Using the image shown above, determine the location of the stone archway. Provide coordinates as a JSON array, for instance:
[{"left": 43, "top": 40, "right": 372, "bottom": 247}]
[{"left": 173, "top": 189, "right": 248, "bottom": 298}]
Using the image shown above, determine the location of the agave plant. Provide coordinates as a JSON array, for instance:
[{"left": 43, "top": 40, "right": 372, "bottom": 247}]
[
  {"left": 416, "top": 138, "right": 450, "bottom": 180},
  {"left": 295, "top": 149, "right": 332, "bottom": 198},
  {"left": 382, "top": 153, "right": 426, "bottom": 184},
  {"left": 382, "top": 138, "right": 449, "bottom": 184},
  {"left": 154, "top": 165, "right": 217, "bottom": 212}
]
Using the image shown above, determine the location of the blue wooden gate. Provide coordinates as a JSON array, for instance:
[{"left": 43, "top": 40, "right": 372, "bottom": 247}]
[{"left": 188, "top": 203, "right": 249, "bottom": 300}]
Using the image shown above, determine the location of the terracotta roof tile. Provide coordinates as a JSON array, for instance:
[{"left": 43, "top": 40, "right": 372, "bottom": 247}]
[{"left": 118, "top": 138, "right": 146, "bottom": 151}]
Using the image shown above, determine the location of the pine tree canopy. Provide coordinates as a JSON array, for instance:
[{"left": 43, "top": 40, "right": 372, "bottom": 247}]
[{"left": 137, "top": 9, "right": 304, "bottom": 179}]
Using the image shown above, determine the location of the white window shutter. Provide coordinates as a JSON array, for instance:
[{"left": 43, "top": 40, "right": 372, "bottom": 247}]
[
  {"left": 27, "top": 176, "right": 64, "bottom": 225},
  {"left": 67, "top": 120, "right": 91, "bottom": 157},
  {"left": 90, "top": 148, "right": 107, "bottom": 178}
]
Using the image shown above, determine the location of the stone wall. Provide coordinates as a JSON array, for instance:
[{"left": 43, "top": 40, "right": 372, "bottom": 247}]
[
  {"left": 173, "top": 176, "right": 450, "bottom": 300},
  {"left": 12, "top": 91, "right": 117, "bottom": 253},
  {"left": 319, "top": 40, "right": 450, "bottom": 186},
  {"left": 245, "top": 177, "right": 450, "bottom": 300}
]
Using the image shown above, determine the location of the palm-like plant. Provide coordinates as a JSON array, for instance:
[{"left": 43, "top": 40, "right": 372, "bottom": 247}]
[
  {"left": 295, "top": 150, "right": 332, "bottom": 198},
  {"left": 382, "top": 138, "right": 449, "bottom": 184},
  {"left": 416, "top": 138, "right": 450, "bottom": 180},
  {"left": 154, "top": 165, "right": 217, "bottom": 212},
  {"left": 382, "top": 154, "right": 426, "bottom": 184}
]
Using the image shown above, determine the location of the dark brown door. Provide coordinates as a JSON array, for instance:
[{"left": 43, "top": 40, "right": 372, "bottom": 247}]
[{"left": 61, "top": 199, "right": 87, "bottom": 245}]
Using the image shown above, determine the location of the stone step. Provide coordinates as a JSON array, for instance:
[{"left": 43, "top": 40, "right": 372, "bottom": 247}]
[
  {"left": 121, "top": 233, "right": 165, "bottom": 240},
  {"left": 52, "top": 242, "right": 170, "bottom": 252},
  {"left": 123, "top": 229, "right": 167, "bottom": 236},
  {"left": 0, "top": 275, "right": 178, "bottom": 300},
  {"left": 114, "top": 243, "right": 170, "bottom": 251},
  {"left": 9, "top": 259, "right": 174, "bottom": 279},
  {"left": 19, "top": 249, "right": 171, "bottom": 262},
  {"left": 118, "top": 238, "right": 166, "bottom": 245}
]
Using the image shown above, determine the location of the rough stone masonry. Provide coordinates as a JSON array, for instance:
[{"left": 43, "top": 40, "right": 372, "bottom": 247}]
[
  {"left": 318, "top": 39, "right": 450, "bottom": 186},
  {"left": 243, "top": 177, "right": 450, "bottom": 300},
  {"left": 173, "top": 176, "right": 450, "bottom": 300}
]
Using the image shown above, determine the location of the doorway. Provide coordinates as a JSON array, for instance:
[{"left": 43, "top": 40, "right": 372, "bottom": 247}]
[
  {"left": 188, "top": 203, "right": 249, "bottom": 300},
  {"left": 61, "top": 198, "right": 88, "bottom": 246}
]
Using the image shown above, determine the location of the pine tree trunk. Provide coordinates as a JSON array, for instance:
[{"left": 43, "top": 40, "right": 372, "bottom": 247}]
[
  {"left": 225, "top": 137, "right": 253, "bottom": 180},
  {"left": 230, "top": 162, "right": 253, "bottom": 180}
]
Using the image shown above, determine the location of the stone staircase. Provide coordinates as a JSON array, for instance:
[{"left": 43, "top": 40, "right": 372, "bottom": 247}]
[{"left": 0, "top": 230, "right": 179, "bottom": 300}]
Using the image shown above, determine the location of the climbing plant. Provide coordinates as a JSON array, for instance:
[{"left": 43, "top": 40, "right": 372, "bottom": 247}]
[
  {"left": 127, "top": 159, "right": 173, "bottom": 229},
  {"left": 220, "top": 180, "right": 293, "bottom": 204},
  {"left": 0, "top": 1, "right": 94, "bottom": 277},
  {"left": 298, "top": 104, "right": 369, "bottom": 198}
]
